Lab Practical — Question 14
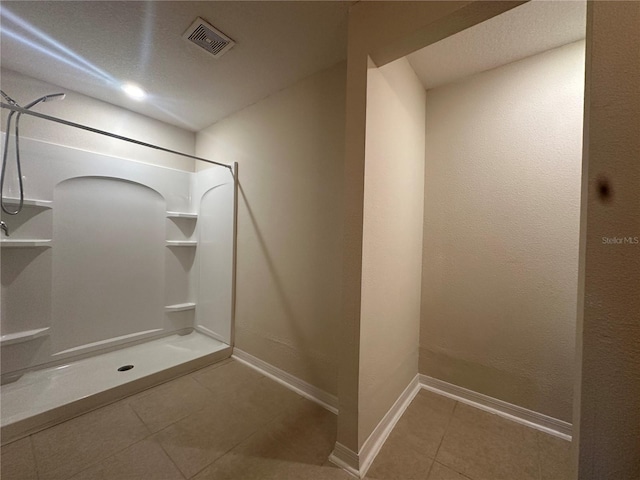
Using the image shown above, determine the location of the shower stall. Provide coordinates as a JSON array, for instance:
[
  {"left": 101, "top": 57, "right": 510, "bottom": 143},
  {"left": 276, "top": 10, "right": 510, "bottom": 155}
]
[{"left": 0, "top": 98, "right": 237, "bottom": 443}]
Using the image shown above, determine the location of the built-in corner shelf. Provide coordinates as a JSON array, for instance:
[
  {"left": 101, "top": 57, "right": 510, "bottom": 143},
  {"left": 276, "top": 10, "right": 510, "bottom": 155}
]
[
  {"left": 1, "top": 239, "right": 52, "bottom": 248},
  {"left": 165, "top": 302, "right": 196, "bottom": 313},
  {"left": 3, "top": 198, "right": 53, "bottom": 209},
  {"left": 1, "top": 327, "right": 50, "bottom": 346},
  {"left": 166, "top": 240, "right": 197, "bottom": 247},
  {"left": 166, "top": 211, "right": 198, "bottom": 219}
]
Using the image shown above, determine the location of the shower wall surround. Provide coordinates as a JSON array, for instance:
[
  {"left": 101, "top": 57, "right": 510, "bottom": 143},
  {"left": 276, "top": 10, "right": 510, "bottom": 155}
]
[{"left": 0, "top": 136, "right": 235, "bottom": 378}]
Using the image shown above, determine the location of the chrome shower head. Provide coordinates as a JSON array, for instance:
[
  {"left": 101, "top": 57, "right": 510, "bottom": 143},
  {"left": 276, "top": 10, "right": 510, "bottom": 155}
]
[
  {"left": 42, "top": 93, "right": 66, "bottom": 103},
  {"left": 24, "top": 92, "right": 65, "bottom": 110}
]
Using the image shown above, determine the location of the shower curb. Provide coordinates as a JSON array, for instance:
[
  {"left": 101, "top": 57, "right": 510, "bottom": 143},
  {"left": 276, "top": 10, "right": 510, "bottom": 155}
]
[{"left": 1, "top": 345, "right": 231, "bottom": 445}]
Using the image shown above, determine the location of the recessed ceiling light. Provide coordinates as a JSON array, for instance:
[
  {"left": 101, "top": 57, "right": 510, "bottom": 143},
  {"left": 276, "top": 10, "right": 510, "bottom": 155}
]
[{"left": 121, "top": 83, "right": 147, "bottom": 101}]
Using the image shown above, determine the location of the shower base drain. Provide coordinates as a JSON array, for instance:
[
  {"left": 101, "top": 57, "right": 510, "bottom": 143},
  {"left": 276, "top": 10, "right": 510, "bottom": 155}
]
[{"left": 117, "top": 365, "right": 134, "bottom": 372}]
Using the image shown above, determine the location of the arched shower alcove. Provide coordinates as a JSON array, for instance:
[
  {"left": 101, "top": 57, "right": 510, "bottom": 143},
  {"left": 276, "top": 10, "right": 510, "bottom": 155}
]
[{"left": 0, "top": 123, "right": 237, "bottom": 443}]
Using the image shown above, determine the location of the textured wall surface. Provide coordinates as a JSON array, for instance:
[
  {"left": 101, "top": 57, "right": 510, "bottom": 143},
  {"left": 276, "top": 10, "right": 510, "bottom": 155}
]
[
  {"left": 196, "top": 63, "right": 346, "bottom": 396},
  {"left": 575, "top": 2, "right": 640, "bottom": 478},
  {"left": 337, "top": 1, "right": 522, "bottom": 456},
  {"left": 421, "top": 41, "right": 585, "bottom": 423},
  {"left": 1, "top": 68, "right": 196, "bottom": 171},
  {"left": 359, "top": 57, "right": 425, "bottom": 445},
  {"left": 336, "top": 0, "right": 523, "bottom": 454}
]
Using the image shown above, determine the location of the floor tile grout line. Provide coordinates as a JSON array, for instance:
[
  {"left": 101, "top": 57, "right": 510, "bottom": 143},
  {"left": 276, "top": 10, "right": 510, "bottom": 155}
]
[
  {"left": 447, "top": 461, "right": 474, "bottom": 480},
  {"left": 417, "top": 397, "right": 459, "bottom": 480},
  {"left": 28, "top": 434, "right": 41, "bottom": 480},
  {"left": 184, "top": 445, "right": 232, "bottom": 478},
  {"left": 135, "top": 363, "right": 262, "bottom": 435},
  {"left": 153, "top": 434, "right": 189, "bottom": 480},
  {"left": 180, "top": 384, "right": 298, "bottom": 478},
  {"left": 183, "top": 392, "right": 311, "bottom": 479},
  {"left": 56, "top": 432, "right": 155, "bottom": 480},
  {"left": 536, "top": 430, "right": 543, "bottom": 480},
  {"left": 424, "top": 456, "right": 436, "bottom": 479},
  {"left": 54, "top": 404, "right": 155, "bottom": 480},
  {"left": 157, "top": 381, "right": 281, "bottom": 436},
  {"left": 183, "top": 423, "right": 265, "bottom": 479},
  {"left": 60, "top": 434, "right": 186, "bottom": 480},
  {"left": 430, "top": 460, "right": 475, "bottom": 480},
  {"left": 148, "top": 410, "right": 212, "bottom": 480},
  {"left": 127, "top": 401, "right": 154, "bottom": 436},
  {"left": 430, "top": 400, "right": 477, "bottom": 480},
  {"left": 129, "top": 390, "right": 217, "bottom": 435},
  {"left": 433, "top": 400, "right": 458, "bottom": 461}
]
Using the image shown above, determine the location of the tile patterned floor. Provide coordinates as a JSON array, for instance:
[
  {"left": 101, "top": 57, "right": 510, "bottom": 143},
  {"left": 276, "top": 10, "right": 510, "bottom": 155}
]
[
  {"left": 0, "top": 359, "right": 571, "bottom": 479},
  {"left": 366, "top": 390, "right": 572, "bottom": 480}
]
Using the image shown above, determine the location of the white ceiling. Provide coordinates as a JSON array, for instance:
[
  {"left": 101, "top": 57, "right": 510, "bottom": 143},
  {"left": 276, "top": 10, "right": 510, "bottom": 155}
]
[
  {"left": 0, "top": 1, "right": 350, "bottom": 132},
  {"left": 407, "top": 0, "right": 587, "bottom": 90}
]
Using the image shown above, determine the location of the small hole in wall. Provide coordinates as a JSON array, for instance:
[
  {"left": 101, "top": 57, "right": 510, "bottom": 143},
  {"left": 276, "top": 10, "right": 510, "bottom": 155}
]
[
  {"left": 597, "top": 176, "right": 613, "bottom": 203},
  {"left": 117, "top": 365, "right": 134, "bottom": 372}
]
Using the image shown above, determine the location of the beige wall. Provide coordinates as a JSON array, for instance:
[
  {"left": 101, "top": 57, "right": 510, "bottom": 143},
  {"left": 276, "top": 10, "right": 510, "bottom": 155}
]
[
  {"left": 359, "top": 57, "right": 425, "bottom": 444},
  {"left": 196, "top": 62, "right": 346, "bottom": 396},
  {"left": 575, "top": 2, "right": 640, "bottom": 478},
  {"left": 337, "top": 0, "right": 524, "bottom": 456},
  {"left": 420, "top": 41, "right": 585, "bottom": 423},
  {"left": 339, "top": 1, "right": 638, "bottom": 476},
  {"left": 1, "top": 68, "right": 196, "bottom": 171}
]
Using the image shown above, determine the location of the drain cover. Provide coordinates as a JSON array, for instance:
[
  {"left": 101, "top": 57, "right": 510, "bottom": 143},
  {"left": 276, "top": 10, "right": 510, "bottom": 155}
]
[{"left": 118, "top": 365, "right": 134, "bottom": 372}]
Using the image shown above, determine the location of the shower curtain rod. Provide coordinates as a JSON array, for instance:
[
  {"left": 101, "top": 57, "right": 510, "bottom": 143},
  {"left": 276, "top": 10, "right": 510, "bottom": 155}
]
[{"left": 0, "top": 102, "right": 233, "bottom": 172}]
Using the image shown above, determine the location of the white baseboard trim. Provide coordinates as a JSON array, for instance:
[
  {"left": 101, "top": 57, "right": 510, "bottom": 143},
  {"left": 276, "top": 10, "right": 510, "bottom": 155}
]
[
  {"left": 358, "top": 374, "right": 421, "bottom": 477},
  {"left": 227, "top": 350, "right": 572, "bottom": 476},
  {"left": 231, "top": 348, "right": 338, "bottom": 415},
  {"left": 419, "top": 374, "right": 572, "bottom": 440},
  {"left": 329, "top": 374, "right": 421, "bottom": 478},
  {"left": 328, "top": 443, "right": 360, "bottom": 478}
]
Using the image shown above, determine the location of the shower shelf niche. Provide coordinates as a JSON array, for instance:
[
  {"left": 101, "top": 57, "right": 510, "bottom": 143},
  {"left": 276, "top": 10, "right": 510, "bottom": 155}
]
[
  {"left": 0, "top": 239, "right": 52, "bottom": 248},
  {"left": 166, "top": 240, "right": 197, "bottom": 247},
  {"left": 0, "top": 136, "right": 235, "bottom": 442},
  {"left": 165, "top": 302, "right": 196, "bottom": 313},
  {"left": 2, "top": 198, "right": 53, "bottom": 209},
  {"left": 166, "top": 211, "right": 198, "bottom": 219},
  {"left": 0, "top": 327, "right": 50, "bottom": 347}
]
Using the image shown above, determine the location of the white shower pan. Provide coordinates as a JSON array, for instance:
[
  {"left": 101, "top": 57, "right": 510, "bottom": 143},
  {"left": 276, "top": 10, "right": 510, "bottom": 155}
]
[{"left": 1, "top": 330, "right": 230, "bottom": 443}]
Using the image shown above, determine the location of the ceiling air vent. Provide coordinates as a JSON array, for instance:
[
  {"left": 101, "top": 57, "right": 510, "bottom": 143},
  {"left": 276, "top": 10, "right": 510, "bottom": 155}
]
[{"left": 183, "top": 17, "right": 235, "bottom": 59}]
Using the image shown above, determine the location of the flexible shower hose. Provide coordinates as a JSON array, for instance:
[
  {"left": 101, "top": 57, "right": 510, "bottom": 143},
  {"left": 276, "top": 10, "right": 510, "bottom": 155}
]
[{"left": 1, "top": 107, "right": 24, "bottom": 215}]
